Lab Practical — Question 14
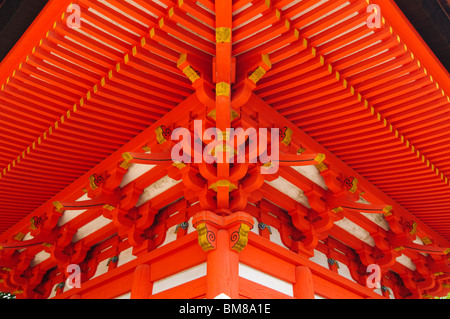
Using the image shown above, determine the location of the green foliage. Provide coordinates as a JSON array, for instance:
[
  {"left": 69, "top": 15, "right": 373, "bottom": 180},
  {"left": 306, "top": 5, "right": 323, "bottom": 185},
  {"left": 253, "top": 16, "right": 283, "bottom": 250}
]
[{"left": 0, "top": 292, "right": 15, "bottom": 299}]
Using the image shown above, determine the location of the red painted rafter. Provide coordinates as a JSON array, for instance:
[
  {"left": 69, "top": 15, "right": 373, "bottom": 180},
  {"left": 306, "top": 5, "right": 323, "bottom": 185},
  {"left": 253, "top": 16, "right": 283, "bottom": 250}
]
[{"left": 0, "top": 0, "right": 449, "bottom": 299}]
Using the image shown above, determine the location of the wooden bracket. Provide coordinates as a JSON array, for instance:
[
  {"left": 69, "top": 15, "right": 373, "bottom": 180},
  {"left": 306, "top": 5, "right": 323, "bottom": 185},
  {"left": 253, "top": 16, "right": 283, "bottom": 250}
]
[{"left": 192, "top": 211, "right": 254, "bottom": 253}]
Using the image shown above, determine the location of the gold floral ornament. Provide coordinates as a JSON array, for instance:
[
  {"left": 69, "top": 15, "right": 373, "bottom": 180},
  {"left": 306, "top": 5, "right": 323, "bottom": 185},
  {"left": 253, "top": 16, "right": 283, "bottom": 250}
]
[
  {"left": 344, "top": 177, "right": 358, "bottom": 193},
  {"left": 216, "top": 27, "right": 231, "bottom": 43},
  {"left": 192, "top": 211, "right": 254, "bottom": 253},
  {"left": 230, "top": 223, "right": 251, "bottom": 252},
  {"left": 89, "top": 173, "right": 104, "bottom": 190},
  {"left": 216, "top": 82, "right": 230, "bottom": 97},
  {"left": 382, "top": 205, "right": 393, "bottom": 217},
  {"left": 248, "top": 67, "right": 266, "bottom": 84},
  {"left": 155, "top": 125, "right": 172, "bottom": 144},
  {"left": 279, "top": 127, "right": 293, "bottom": 146},
  {"left": 196, "top": 222, "right": 215, "bottom": 252},
  {"left": 208, "top": 180, "right": 238, "bottom": 192}
]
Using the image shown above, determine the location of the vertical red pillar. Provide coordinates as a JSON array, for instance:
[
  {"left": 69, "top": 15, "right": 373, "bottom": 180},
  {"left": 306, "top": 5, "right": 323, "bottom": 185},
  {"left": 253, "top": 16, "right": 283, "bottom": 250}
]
[
  {"left": 215, "top": 0, "right": 232, "bottom": 132},
  {"left": 206, "top": 229, "right": 240, "bottom": 299},
  {"left": 293, "top": 266, "right": 315, "bottom": 299},
  {"left": 215, "top": 0, "right": 232, "bottom": 187},
  {"left": 193, "top": 211, "right": 253, "bottom": 299},
  {"left": 130, "top": 264, "right": 152, "bottom": 299}
]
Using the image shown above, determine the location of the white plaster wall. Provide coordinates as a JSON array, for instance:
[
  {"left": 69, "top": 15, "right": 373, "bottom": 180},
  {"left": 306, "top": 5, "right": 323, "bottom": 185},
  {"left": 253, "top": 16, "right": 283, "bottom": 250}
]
[
  {"left": 269, "top": 226, "right": 290, "bottom": 250},
  {"left": 119, "top": 163, "right": 155, "bottom": 188},
  {"left": 72, "top": 215, "right": 111, "bottom": 243},
  {"left": 413, "top": 236, "right": 429, "bottom": 257},
  {"left": 334, "top": 217, "right": 376, "bottom": 247},
  {"left": 337, "top": 262, "right": 357, "bottom": 283},
  {"left": 17, "top": 233, "right": 34, "bottom": 254},
  {"left": 291, "top": 165, "right": 327, "bottom": 190},
  {"left": 361, "top": 212, "right": 390, "bottom": 231},
  {"left": 413, "top": 236, "right": 424, "bottom": 245},
  {"left": 115, "top": 292, "right": 131, "bottom": 299},
  {"left": 396, "top": 254, "right": 416, "bottom": 271},
  {"left": 89, "top": 247, "right": 137, "bottom": 281},
  {"left": 310, "top": 249, "right": 360, "bottom": 286},
  {"left": 92, "top": 258, "right": 109, "bottom": 279},
  {"left": 136, "top": 175, "right": 181, "bottom": 207},
  {"left": 30, "top": 250, "right": 51, "bottom": 267},
  {"left": 265, "top": 177, "right": 311, "bottom": 208},
  {"left": 152, "top": 262, "right": 207, "bottom": 295},
  {"left": 58, "top": 193, "right": 90, "bottom": 226},
  {"left": 158, "top": 224, "right": 178, "bottom": 248},
  {"left": 64, "top": 279, "right": 73, "bottom": 293},
  {"left": 187, "top": 217, "right": 196, "bottom": 234},
  {"left": 386, "top": 287, "right": 395, "bottom": 299},
  {"left": 22, "top": 232, "right": 33, "bottom": 241},
  {"left": 373, "top": 288, "right": 383, "bottom": 296},
  {"left": 309, "top": 249, "right": 329, "bottom": 269},
  {"left": 250, "top": 217, "right": 259, "bottom": 235},
  {"left": 117, "top": 246, "right": 137, "bottom": 267},
  {"left": 48, "top": 283, "right": 58, "bottom": 299},
  {"left": 238, "top": 263, "right": 294, "bottom": 297},
  {"left": 356, "top": 196, "right": 390, "bottom": 231}
]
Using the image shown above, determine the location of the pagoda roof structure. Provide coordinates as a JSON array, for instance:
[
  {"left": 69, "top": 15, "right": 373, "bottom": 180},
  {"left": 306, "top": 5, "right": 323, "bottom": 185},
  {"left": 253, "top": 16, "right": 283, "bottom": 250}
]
[{"left": 0, "top": 0, "right": 449, "bottom": 299}]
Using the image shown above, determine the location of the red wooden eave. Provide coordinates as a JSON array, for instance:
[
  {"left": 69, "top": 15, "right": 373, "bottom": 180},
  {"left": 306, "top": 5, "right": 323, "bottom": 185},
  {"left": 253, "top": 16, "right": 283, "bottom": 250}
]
[{"left": 0, "top": 0, "right": 449, "bottom": 299}]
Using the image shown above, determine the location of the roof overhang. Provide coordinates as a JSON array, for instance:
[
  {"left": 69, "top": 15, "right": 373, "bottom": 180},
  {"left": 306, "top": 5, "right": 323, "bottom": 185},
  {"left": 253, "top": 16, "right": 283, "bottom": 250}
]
[{"left": 0, "top": 0, "right": 449, "bottom": 298}]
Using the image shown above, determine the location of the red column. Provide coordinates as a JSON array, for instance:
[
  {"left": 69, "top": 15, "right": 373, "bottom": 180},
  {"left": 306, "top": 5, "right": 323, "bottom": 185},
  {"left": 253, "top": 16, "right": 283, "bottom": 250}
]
[
  {"left": 130, "top": 264, "right": 152, "bottom": 299},
  {"left": 293, "top": 266, "right": 315, "bottom": 299},
  {"left": 215, "top": 0, "right": 232, "bottom": 132},
  {"left": 215, "top": 0, "right": 232, "bottom": 188},
  {"left": 193, "top": 211, "right": 254, "bottom": 298},
  {"left": 206, "top": 229, "right": 240, "bottom": 299}
]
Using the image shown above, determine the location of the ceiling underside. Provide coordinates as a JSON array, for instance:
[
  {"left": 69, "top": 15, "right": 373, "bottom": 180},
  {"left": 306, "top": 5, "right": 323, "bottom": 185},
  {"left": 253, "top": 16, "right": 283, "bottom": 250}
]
[{"left": 0, "top": 0, "right": 449, "bottom": 248}]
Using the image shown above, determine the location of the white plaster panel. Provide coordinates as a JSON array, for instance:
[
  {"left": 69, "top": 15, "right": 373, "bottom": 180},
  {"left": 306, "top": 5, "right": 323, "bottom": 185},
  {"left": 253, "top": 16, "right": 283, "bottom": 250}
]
[
  {"left": 413, "top": 236, "right": 429, "bottom": 257},
  {"left": 309, "top": 249, "right": 329, "bottom": 269},
  {"left": 30, "top": 250, "right": 51, "bottom": 267},
  {"left": 57, "top": 193, "right": 90, "bottom": 226},
  {"left": 115, "top": 292, "right": 131, "bottom": 299},
  {"left": 269, "top": 227, "right": 290, "bottom": 250},
  {"left": 334, "top": 217, "right": 375, "bottom": 247},
  {"left": 72, "top": 215, "right": 111, "bottom": 243},
  {"left": 291, "top": 165, "right": 327, "bottom": 190},
  {"left": 265, "top": 177, "right": 310, "bottom": 207},
  {"left": 48, "top": 283, "right": 58, "bottom": 299},
  {"left": 187, "top": 217, "right": 196, "bottom": 234},
  {"left": 239, "top": 263, "right": 294, "bottom": 297},
  {"left": 337, "top": 262, "right": 356, "bottom": 283},
  {"left": 119, "top": 163, "right": 155, "bottom": 188},
  {"left": 152, "top": 263, "right": 207, "bottom": 295},
  {"left": 374, "top": 288, "right": 383, "bottom": 296},
  {"left": 396, "top": 254, "right": 416, "bottom": 271},
  {"left": 387, "top": 287, "right": 395, "bottom": 299},
  {"left": 159, "top": 224, "right": 178, "bottom": 248},
  {"left": 361, "top": 212, "right": 390, "bottom": 231},
  {"left": 118, "top": 246, "right": 137, "bottom": 267},
  {"left": 136, "top": 176, "right": 181, "bottom": 207},
  {"left": 250, "top": 217, "right": 259, "bottom": 235},
  {"left": 92, "top": 258, "right": 109, "bottom": 279},
  {"left": 22, "top": 232, "right": 33, "bottom": 241},
  {"left": 356, "top": 197, "right": 390, "bottom": 231}
]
